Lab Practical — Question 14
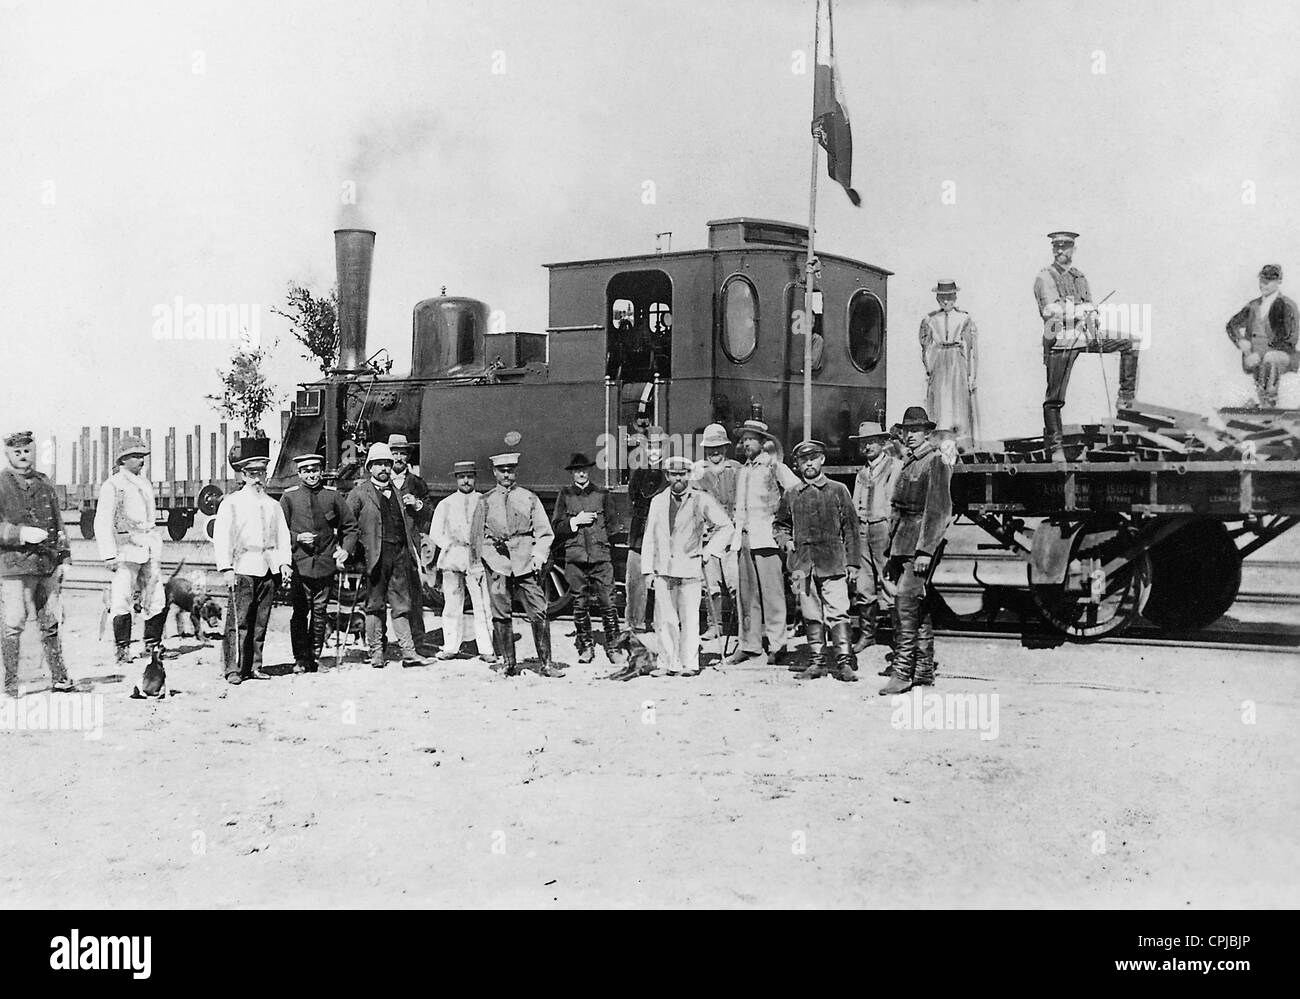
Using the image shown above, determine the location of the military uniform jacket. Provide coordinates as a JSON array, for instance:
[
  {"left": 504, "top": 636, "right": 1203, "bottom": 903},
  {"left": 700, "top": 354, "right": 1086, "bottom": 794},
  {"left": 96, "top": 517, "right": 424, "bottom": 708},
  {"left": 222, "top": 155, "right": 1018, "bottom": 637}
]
[
  {"left": 1033, "top": 263, "right": 1093, "bottom": 350},
  {"left": 887, "top": 442, "right": 953, "bottom": 559},
  {"left": 346, "top": 479, "right": 421, "bottom": 575},
  {"left": 470, "top": 485, "right": 554, "bottom": 576},
  {"left": 0, "top": 468, "right": 70, "bottom": 578},
  {"left": 552, "top": 483, "right": 621, "bottom": 565},
  {"left": 280, "top": 483, "right": 358, "bottom": 578},
  {"left": 782, "top": 474, "right": 861, "bottom": 578}
]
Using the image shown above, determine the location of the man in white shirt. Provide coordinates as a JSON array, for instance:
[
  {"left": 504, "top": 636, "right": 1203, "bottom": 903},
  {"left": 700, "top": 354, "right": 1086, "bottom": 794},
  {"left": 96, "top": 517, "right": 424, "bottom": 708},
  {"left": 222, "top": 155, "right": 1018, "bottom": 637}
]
[
  {"left": 212, "top": 439, "right": 292, "bottom": 685},
  {"left": 428, "top": 460, "right": 494, "bottom": 663},
  {"left": 95, "top": 437, "right": 166, "bottom": 666}
]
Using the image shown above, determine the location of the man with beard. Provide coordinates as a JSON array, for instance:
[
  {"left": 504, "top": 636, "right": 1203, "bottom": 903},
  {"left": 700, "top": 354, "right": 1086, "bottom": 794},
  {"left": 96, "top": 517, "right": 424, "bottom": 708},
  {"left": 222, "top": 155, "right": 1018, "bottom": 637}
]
[
  {"left": 280, "top": 453, "right": 356, "bottom": 673},
  {"left": 879, "top": 407, "right": 953, "bottom": 695},
  {"left": 691, "top": 422, "right": 741, "bottom": 642},
  {"left": 428, "top": 460, "right": 495, "bottom": 663},
  {"left": 849, "top": 421, "right": 900, "bottom": 652},
  {"left": 95, "top": 436, "right": 166, "bottom": 668},
  {"left": 212, "top": 438, "right": 293, "bottom": 685},
  {"left": 551, "top": 452, "right": 622, "bottom": 663},
  {"left": 783, "top": 440, "right": 861, "bottom": 683},
  {"left": 624, "top": 440, "right": 666, "bottom": 633},
  {"left": 345, "top": 442, "right": 432, "bottom": 670},
  {"left": 387, "top": 434, "right": 433, "bottom": 651},
  {"left": 0, "top": 430, "right": 74, "bottom": 696},
  {"left": 471, "top": 452, "right": 561, "bottom": 678}
]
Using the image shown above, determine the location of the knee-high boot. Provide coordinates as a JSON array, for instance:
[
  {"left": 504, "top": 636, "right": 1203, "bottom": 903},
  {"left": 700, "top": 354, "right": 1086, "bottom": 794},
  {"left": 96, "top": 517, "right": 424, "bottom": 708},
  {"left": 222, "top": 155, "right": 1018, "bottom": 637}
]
[{"left": 112, "top": 613, "right": 133, "bottom": 664}]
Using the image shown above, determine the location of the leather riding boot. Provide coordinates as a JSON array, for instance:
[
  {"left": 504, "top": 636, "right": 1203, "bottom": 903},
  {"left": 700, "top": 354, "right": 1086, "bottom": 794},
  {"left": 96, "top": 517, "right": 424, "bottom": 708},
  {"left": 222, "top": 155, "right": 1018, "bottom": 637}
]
[
  {"left": 528, "top": 620, "right": 563, "bottom": 678},
  {"left": 365, "top": 613, "right": 385, "bottom": 669},
  {"left": 112, "top": 613, "right": 132, "bottom": 664},
  {"left": 2, "top": 634, "right": 19, "bottom": 697},
  {"left": 853, "top": 603, "right": 878, "bottom": 653},
  {"left": 143, "top": 610, "right": 166, "bottom": 652},
  {"left": 914, "top": 600, "right": 937, "bottom": 685},
  {"left": 574, "top": 608, "right": 594, "bottom": 663},
  {"left": 1044, "top": 407, "right": 1066, "bottom": 460},
  {"left": 601, "top": 607, "right": 622, "bottom": 661},
  {"left": 43, "top": 631, "right": 71, "bottom": 689},
  {"left": 495, "top": 620, "right": 517, "bottom": 676},
  {"left": 797, "top": 620, "right": 830, "bottom": 678},
  {"left": 831, "top": 622, "right": 858, "bottom": 682}
]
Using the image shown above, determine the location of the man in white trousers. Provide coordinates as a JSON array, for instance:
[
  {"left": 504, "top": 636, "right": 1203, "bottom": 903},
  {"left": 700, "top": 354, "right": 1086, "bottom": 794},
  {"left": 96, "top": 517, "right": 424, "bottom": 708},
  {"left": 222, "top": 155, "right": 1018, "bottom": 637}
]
[{"left": 428, "top": 459, "right": 494, "bottom": 663}]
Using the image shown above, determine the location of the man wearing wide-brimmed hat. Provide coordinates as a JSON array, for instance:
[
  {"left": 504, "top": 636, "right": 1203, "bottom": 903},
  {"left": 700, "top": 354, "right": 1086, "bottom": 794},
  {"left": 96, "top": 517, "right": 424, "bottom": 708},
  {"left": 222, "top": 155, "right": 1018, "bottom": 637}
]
[
  {"left": 95, "top": 435, "right": 166, "bottom": 668},
  {"left": 212, "top": 437, "right": 293, "bottom": 684},
  {"left": 1226, "top": 264, "right": 1299, "bottom": 407},
  {"left": 552, "top": 451, "right": 623, "bottom": 663},
  {"left": 344, "top": 442, "right": 431, "bottom": 670},
  {"left": 849, "top": 421, "right": 900, "bottom": 652},
  {"left": 692, "top": 422, "right": 741, "bottom": 642},
  {"left": 429, "top": 460, "right": 495, "bottom": 663},
  {"left": 280, "top": 453, "right": 357, "bottom": 673},
  {"left": 783, "top": 440, "right": 861, "bottom": 683},
  {"left": 919, "top": 280, "right": 979, "bottom": 445},
  {"left": 725, "top": 418, "right": 800, "bottom": 666},
  {"left": 880, "top": 407, "right": 952, "bottom": 695},
  {"left": 470, "top": 451, "right": 561, "bottom": 677},
  {"left": 0, "top": 430, "right": 74, "bottom": 696},
  {"left": 1034, "top": 230, "right": 1139, "bottom": 455}
]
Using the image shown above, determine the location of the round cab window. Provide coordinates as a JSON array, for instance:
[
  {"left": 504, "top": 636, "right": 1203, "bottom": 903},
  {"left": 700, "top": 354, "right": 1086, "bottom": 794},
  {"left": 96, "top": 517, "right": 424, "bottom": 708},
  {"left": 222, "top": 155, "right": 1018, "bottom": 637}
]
[{"left": 721, "top": 276, "right": 758, "bottom": 363}]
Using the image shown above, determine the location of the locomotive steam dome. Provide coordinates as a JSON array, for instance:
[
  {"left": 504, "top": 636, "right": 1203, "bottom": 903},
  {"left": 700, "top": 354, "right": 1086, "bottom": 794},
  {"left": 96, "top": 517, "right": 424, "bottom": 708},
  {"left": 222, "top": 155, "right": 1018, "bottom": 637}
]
[{"left": 411, "top": 295, "right": 489, "bottom": 378}]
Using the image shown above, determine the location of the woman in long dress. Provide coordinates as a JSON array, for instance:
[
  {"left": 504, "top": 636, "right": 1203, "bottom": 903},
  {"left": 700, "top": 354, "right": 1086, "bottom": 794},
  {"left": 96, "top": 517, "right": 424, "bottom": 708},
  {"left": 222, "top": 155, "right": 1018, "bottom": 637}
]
[{"left": 919, "top": 280, "right": 979, "bottom": 446}]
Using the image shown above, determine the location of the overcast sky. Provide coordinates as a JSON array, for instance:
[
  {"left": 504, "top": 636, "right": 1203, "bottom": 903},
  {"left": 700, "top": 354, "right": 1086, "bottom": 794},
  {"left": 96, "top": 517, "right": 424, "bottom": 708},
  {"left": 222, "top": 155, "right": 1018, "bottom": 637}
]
[{"left": 3, "top": 0, "right": 1298, "bottom": 476}]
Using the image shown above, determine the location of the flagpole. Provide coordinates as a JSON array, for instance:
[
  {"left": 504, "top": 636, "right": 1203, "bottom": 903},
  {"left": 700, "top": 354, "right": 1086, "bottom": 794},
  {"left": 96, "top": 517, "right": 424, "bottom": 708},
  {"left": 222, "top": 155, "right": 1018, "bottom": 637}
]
[{"left": 802, "top": 0, "right": 820, "bottom": 442}]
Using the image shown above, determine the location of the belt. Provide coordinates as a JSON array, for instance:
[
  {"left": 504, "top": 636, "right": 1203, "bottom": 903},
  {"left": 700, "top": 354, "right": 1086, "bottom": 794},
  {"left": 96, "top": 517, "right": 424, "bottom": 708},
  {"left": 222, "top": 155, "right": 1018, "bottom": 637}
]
[
  {"left": 934, "top": 341, "right": 964, "bottom": 348},
  {"left": 892, "top": 506, "right": 924, "bottom": 515}
]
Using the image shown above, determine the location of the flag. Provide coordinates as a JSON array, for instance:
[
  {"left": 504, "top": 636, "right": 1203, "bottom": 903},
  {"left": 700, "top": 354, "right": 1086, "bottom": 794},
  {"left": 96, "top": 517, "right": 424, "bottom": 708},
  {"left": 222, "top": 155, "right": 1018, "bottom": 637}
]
[{"left": 812, "top": 0, "right": 861, "bottom": 206}]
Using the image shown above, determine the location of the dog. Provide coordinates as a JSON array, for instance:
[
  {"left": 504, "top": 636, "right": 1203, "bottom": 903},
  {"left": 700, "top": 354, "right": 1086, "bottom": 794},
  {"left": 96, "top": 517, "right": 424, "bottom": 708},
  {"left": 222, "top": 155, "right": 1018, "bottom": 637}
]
[
  {"left": 604, "top": 629, "right": 667, "bottom": 681},
  {"left": 163, "top": 562, "right": 223, "bottom": 640},
  {"left": 132, "top": 647, "right": 167, "bottom": 699},
  {"left": 326, "top": 609, "right": 367, "bottom": 648}
]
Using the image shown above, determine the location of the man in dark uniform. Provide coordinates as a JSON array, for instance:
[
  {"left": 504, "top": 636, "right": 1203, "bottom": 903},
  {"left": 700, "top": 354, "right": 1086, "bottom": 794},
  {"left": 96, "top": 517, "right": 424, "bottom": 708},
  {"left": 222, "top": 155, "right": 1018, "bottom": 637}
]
[
  {"left": 280, "top": 453, "right": 358, "bottom": 673},
  {"left": 552, "top": 452, "right": 623, "bottom": 663},
  {"left": 346, "top": 442, "right": 431, "bottom": 669},
  {"left": 879, "top": 407, "right": 953, "bottom": 695},
  {"left": 0, "top": 430, "right": 74, "bottom": 696},
  {"left": 470, "top": 452, "right": 561, "bottom": 678},
  {"left": 388, "top": 434, "right": 433, "bottom": 650},
  {"left": 1034, "top": 230, "right": 1139, "bottom": 456},
  {"left": 624, "top": 442, "right": 666, "bottom": 632}
]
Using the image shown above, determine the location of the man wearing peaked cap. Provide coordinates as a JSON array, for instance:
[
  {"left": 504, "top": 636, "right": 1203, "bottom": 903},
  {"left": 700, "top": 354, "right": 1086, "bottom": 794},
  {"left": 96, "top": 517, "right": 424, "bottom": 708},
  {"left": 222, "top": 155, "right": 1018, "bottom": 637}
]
[
  {"left": 0, "top": 430, "right": 74, "bottom": 695},
  {"left": 1034, "top": 229, "right": 1139, "bottom": 455},
  {"left": 726, "top": 418, "right": 800, "bottom": 666},
  {"left": 920, "top": 280, "right": 980, "bottom": 446},
  {"left": 1225, "top": 263, "right": 1299, "bottom": 407},
  {"left": 212, "top": 437, "right": 292, "bottom": 685},
  {"left": 95, "top": 436, "right": 166, "bottom": 674},
  {"left": 471, "top": 449, "right": 561, "bottom": 677},
  {"left": 386, "top": 434, "right": 434, "bottom": 651},
  {"left": 280, "top": 453, "right": 357, "bottom": 673},
  {"left": 692, "top": 423, "right": 742, "bottom": 642},
  {"left": 880, "top": 406, "right": 952, "bottom": 696},
  {"left": 429, "top": 460, "right": 495, "bottom": 664},
  {"left": 552, "top": 451, "right": 623, "bottom": 664},
  {"left": 344, "top": 441, "right": 431, "bottom": 669},
  {"left": 782, "top": 441, "right": 861, "bottom": 682},
  {"left": 849, "top": 421, "right": 900, "bottom": 653}
]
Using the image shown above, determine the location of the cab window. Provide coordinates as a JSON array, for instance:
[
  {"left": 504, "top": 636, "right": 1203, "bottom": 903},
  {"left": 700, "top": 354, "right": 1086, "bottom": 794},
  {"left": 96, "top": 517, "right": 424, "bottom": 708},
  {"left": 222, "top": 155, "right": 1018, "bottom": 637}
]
[
  {"left": 721, "top": 275, "right": 758, "bottom": 364},
  {"left": 848, "top": 289, "right": 885, "bottom": 372}
]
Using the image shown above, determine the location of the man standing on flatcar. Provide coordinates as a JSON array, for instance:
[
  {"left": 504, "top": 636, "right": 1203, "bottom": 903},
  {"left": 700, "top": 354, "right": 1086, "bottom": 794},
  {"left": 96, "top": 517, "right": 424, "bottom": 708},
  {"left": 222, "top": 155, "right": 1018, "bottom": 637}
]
[
  {"left": 849, "top": 421, "right": 900, "bottom": 653},
  {"left": 1034, "top": 230, "right": 1139, "bottom": 456},
  {"left": 471, "top": 452, "right": 562, "bottom": 678},
  {"left": 879, "top": 407, "right": 952, "bottom": 695},
  {"left": 692, "top": 423, "right": 741, "bottom": 641},
  {"left": 552, "top": 452, "right": 622, "bottom": 663},
  {"left": 725, "top": 419, "right": 800, "bottom": 666},
  {"left": 280, "top": 453, "right": 356, "bottom": 673},
  {"left": 388, "top": 434, "right": 433, "bottom": 651}
]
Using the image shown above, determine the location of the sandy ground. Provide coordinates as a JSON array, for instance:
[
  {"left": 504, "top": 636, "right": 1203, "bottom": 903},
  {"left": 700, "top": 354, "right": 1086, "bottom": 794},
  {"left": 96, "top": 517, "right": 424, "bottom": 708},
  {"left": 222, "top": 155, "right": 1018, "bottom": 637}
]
[{"left": 1, "top": 591, "right": 1297, "bottom": 909}]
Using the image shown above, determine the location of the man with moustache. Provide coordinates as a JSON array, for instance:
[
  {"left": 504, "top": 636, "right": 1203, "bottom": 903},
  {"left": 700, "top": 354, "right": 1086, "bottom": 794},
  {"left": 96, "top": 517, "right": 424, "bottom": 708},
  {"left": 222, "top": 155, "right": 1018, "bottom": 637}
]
[
  {"left": 691, "top": 423, "right": 741, "bottom": 642},
  {"left": 1225, "top": 264, "right": 1299, "bottom": 408},
  {"left": 279, "top": 453, "right": 357, "bottom": 673},
  {"left": 470, "top": 452, "right": 561, "bottom": 678},
  {"left": 95, "top": 436, "right": 166, "bottom": 667},
  {"left": 428, "top": 460, "right": 495, "bottom": 663},
  {"left": 551, "top": 451, "right": 622, "bottom": 663},
  {"left": 387, "top": 434, "right": 433, "bottom": 651},
  {"left": 345, "top": 442, "right": 432, "bottom": 670},
  {"left": 848, "top": 421, "right": 900, "bottom": 652},
  {"left": 879, "top": 407, "right": 953, "bottom": 696},
  {"left": 0, "top": 430, "right": 74, "bottom": 696},
  {"left": 212, "top": 438, "right": 293, "bottom": 685}
]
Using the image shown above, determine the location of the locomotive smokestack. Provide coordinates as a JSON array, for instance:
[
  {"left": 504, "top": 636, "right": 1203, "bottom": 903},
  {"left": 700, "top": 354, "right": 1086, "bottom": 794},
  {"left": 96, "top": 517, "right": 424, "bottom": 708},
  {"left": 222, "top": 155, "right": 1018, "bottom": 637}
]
[{"left": 334, "top": 228, "right": 376, "bottom": 372}]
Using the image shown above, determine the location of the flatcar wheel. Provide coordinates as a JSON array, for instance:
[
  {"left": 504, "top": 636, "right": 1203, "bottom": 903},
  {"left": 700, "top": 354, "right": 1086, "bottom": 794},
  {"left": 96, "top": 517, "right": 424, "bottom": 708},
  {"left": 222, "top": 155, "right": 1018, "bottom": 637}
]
[
  {"left": 1029, "top": 519, "right": 1152, "bottom": 642},
  {"left": 1142, "top": 518, "right": 1241, "bottom": 632},
  {"left": 79, "top": 507, "right": 95, "bottom": 540},
  {"left": 166, "top": 509, "right": 190, "bottom": 542},
  {"left": 541, "top": 562, "right": 573, "bottom": 618}
]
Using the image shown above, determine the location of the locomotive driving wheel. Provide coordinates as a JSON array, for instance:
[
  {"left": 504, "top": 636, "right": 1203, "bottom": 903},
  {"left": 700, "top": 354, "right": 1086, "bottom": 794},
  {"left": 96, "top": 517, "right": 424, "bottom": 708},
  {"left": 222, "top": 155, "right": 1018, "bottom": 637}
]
[{"left": 1028, "top": 515, "right": 1152, "bottom": 641}]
